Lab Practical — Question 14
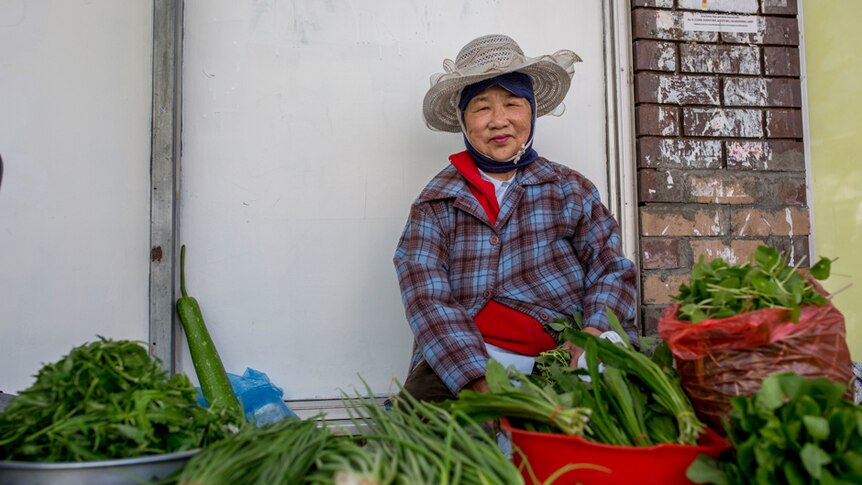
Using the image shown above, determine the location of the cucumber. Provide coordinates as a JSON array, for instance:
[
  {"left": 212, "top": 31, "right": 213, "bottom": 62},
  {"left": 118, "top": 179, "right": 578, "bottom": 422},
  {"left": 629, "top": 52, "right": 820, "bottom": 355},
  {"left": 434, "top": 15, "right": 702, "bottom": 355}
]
[{"left": 176, "top": 244, "right": 242, "bottom": 414}]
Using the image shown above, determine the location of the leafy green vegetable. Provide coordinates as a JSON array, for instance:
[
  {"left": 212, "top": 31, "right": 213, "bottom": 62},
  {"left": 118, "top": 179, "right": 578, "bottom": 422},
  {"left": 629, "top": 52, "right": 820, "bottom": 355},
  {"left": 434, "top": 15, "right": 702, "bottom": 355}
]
[
  {"left": 452, "top": 313, "right": 704, "bottom": 447},
  {"left": 0, "top": 337, "right": 242, "bottom": 462},
  {"left": 173, "top": 417, "right": 338, "bottom": 485},
  {"left": 563, "top": 329, "right": 705, "bottom": 445},
  {"left": 173, "top": 379, "right": 526, "bottom": 485},
  {"left": 344, "top": 382, "right": 526, "bottom": 485},
  {"left": 452, "top": 360, "right": 593, "bottom": 437},
  {"left": 687, "top": 372, "right": 862, "bottom": 484},
  {"left": 673, "top": 245, "right": 832, "bottom": 323}
]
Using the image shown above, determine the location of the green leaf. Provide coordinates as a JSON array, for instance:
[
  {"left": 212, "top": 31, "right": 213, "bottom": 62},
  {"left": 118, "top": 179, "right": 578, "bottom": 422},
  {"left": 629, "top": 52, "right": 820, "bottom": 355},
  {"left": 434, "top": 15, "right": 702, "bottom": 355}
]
[
  {"left": 754, "top": 245, "right": 780, "bottom": 270},
  {"left": 809, "top": 257, "right": 832, "bottom": 280},
  {"left": 751, "top": 273, "right": 781, "bottom": 297},
  {"left": 605, "top": 306, "right": 632, "bottom": 348},
  {"left": 484, "top": 359, "right": 514, "bottom": 393},
  {"left": 756, "top": 374, "right": 787, "bottom": 413},
  {"left": 686, "top": 454, "right": 730, "bottom": 485},
  {"left": 800, "top": 443, "right": 832, "bottom": 480},
  {"left": 691, "top": 308, "right": 708, "bottom": 323},
  {"left": 760, "top": 419, "right": 787, "bottom": 449},
  {"left": 783, "top": 460, "right": 808, "bottom": 485},
  {"left": 803, "top": 415, "right": 830, "bottom": 441}
]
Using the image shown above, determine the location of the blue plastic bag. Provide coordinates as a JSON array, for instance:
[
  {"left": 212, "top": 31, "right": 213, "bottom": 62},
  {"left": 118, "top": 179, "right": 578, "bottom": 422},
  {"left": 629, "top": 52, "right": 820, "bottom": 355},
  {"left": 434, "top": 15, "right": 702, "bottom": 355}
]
[
  {"left": 197, "top": 368, "right": 296, "bottom": 425},
  {"left": 229, "top": 368, "right": 296, "bottom": 425}
]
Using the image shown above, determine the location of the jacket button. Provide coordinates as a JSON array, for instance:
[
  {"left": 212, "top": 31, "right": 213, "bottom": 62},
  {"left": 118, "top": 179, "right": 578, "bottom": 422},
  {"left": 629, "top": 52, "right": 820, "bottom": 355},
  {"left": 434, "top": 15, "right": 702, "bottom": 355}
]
[
  {"left": 539, "top": 312, "right": 550, "bottom": 321},
  {"left": 489, "top": 235, "right": 500, "bottom": 245},
  {"left": 483, "top": 289, "right": 493, "bottom": 298}
]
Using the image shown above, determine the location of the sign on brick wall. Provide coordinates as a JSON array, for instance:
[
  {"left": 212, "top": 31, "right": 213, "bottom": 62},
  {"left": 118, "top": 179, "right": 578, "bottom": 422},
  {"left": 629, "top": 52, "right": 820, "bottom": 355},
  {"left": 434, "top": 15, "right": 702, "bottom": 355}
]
[{"left": 683, "top": 12, "right": 759, "bottom": 33}]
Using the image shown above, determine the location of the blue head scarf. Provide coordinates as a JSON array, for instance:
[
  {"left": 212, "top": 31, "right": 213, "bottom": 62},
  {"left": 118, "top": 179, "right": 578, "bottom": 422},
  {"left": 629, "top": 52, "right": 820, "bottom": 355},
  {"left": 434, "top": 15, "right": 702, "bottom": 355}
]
[{"left": 458, "top": 72, "right": 539, "bottom": 173}]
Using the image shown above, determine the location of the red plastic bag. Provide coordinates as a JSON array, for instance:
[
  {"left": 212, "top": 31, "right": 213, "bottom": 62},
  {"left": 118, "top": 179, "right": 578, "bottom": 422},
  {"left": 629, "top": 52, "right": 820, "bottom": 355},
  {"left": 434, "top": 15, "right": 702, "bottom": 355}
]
[{"left": 658, "top": 300, "right": 853, "bottom": 432}]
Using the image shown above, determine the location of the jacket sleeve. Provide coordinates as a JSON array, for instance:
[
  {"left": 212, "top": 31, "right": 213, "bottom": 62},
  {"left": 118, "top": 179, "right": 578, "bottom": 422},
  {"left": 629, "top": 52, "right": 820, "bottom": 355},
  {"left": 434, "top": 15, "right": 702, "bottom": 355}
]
[
  {"left": 572, "top": 184, "right": 639, "bottom": 343},
  {"left": 393, "top": 202, "right": 488, "bottom": 394}
]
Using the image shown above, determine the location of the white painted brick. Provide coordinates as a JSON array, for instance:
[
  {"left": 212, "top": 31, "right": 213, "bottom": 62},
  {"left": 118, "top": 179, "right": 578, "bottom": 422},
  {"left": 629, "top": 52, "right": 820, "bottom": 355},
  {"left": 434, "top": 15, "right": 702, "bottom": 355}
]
[
  {"left": 727, "top": 141, "right": 770, "bottom": 168},
  {"left": 657, "top": 76, "right": 721, "bottom": 105},
  {"left": 661, "top": 140, "right": 722, "bottom": 168},
  {"left": 681, "top": 45, "right": 760, "bottom": 75},
  {"left": 724, "top": 78, "right": 768, "bottom": 106},
  {"left": 685, "top": 108, "right": 763, "bottom": 138}
]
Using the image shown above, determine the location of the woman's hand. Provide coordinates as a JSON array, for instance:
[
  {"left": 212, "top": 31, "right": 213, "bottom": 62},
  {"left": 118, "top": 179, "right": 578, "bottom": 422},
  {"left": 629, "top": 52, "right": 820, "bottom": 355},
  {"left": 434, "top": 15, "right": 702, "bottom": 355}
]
[
  {"left": 467, "top": 377, "right": 489, "bottom": 393},
  {"left": 562, "top": 326, "right": 604, "bottom": 367}
]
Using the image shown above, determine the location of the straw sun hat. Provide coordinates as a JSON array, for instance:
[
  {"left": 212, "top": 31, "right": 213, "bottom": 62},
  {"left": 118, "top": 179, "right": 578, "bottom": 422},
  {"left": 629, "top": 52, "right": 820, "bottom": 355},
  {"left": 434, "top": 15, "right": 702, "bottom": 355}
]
[{"left": 422, "top": 34, "right": 582, "bottom": 133}]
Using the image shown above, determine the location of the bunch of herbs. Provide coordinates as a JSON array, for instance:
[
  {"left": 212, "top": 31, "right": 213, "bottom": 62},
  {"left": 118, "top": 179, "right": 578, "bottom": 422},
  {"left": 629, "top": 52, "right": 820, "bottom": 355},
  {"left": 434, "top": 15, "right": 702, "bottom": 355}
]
[
  {"left": 0, "top": 337, "right": 241, "bottom": 462},
  {"left": 687, "top": 372, "right": 862, "bottom": 485},
  {"left": 451, "top": 309, "right": 704, "bottom": 447},
  {"left": 674, "top": 245, "right": 832, "bottom": 323}
]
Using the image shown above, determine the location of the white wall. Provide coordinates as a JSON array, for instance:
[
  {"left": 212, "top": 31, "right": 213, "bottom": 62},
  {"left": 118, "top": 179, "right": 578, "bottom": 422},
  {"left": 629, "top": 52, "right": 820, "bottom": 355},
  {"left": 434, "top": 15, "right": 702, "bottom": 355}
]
[
  {"left": 181, "top": 0, "right": 609, "bottom": 399},
  {"left": 0, "top": 1, "right": 153, "bottom": 393}
]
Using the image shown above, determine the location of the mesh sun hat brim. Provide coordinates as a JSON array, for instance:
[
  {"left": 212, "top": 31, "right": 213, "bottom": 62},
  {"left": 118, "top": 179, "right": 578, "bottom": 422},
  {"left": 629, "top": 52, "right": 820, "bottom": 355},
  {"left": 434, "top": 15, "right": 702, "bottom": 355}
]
[{"left": 422, "top": 34, "right": 582, "bottom": 133}]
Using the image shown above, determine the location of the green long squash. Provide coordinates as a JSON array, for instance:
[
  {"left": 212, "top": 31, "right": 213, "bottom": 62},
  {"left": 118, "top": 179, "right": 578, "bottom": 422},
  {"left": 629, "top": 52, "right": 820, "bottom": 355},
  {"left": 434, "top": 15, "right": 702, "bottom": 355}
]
[{"left": 176, "top": 244, "right": 241, "bottom": 414}]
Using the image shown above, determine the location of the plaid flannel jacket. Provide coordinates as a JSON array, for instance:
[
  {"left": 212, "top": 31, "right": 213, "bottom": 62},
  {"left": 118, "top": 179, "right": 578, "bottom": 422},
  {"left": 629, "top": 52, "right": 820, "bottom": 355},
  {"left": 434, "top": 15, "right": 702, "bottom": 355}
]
[{"left": 393, "top": 157, "right": 638, "bottom": 394}]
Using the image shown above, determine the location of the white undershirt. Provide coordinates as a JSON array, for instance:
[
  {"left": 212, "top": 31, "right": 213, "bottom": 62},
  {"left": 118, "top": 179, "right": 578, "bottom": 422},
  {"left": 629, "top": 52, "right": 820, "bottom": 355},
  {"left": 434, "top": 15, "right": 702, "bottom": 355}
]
[{"left": 478, "top": 169, "right": 515, "bottom": 205}]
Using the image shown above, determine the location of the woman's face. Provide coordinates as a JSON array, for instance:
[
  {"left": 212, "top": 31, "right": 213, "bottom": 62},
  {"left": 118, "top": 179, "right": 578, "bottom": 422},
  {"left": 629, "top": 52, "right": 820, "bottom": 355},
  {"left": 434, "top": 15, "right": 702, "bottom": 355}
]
[{"left": 463, "top": 85, "right": 532, "bottom": 162}]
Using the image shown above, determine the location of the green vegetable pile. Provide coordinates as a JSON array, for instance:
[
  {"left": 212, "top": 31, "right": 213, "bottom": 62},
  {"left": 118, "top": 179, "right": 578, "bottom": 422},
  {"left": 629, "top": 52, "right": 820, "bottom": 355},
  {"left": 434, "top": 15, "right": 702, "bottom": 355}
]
[
  {"left": 0, "top": 337, "right": 242, "bottom": 462},
  {"left": 674, "top": 245, "right": 832, "bottom": 323},
  {"left": 174, "top": 417, "right": 339, "bottom": 484},
  {"left": 171, "top": 383, "right": 524, "bottom": 485},
  {"left": 687, "top": 372, "right": 862, "bottom": 485},
  {"left": 449, "top": 312, "right": 705, "bottom": 447}
]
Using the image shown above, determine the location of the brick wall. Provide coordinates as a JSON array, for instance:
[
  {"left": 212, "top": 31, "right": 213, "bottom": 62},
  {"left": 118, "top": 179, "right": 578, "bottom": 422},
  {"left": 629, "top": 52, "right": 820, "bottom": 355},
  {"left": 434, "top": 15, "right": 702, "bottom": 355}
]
[{"left": 631, "top": 0, "right": 808, "bottom": 335}]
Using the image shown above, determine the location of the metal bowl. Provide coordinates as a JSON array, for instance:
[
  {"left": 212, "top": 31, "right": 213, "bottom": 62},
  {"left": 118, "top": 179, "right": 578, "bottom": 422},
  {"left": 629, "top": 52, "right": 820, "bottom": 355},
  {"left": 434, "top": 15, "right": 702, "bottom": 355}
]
[{"left": 0, "top": 449, "right": 199, "bottom": 485}]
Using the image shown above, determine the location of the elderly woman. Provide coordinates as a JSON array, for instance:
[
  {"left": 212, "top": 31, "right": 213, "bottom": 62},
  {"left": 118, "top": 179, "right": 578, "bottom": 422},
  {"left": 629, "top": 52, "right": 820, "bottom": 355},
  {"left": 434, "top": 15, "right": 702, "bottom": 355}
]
[{"left": 394, "top": 34, "right": 638, "bottom": 402}]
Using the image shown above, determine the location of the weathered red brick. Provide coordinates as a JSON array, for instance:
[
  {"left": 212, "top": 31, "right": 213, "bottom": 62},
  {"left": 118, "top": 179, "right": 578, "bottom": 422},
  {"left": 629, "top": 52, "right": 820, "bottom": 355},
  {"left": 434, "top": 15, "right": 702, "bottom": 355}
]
[
  {"left": 730, "top": 207, "right": 810, "bottom": 237},
  {"left": 773, "top": 175, "right": 807, "bottom": 205},
  {"left": 680, "top": 44, "right": 760, "bottom": 75},
  {"left": 723, "top": 78, "right": 801, "bottom": 107},
  {"left": 683, "top": 108, "right": 763, "bottom": 138},
  {"left": 641, "top": 205, "right": 724, "bottom": 237},
  {"left": 687, "top": 173, "right": 759, "bottom": 204},
  {"left": 642, "top": 273, "right": 690, "bottom": 305},
  {"left": 768, "top": 235, "right": 810, "bottom": 267},
  {"left": 633, "top": 40, "right": 677, "bottom": 72},
  {"left": 689, "top": 238, "right": 765, "bottom": 265},
  {"left": 637, "top": 73, "right": 721, "bottom": 105},
  {"left": 721, "top": 16, "right": 799, "bottom": 46},
  {"left": 764, "top": 46, "right": 801, "bottom": 77},
  {"left": 761, "top": 0, "right": 798, "bottom": 16},
  {"left": 632, "top": 9, "right": 720, "bottom": 42},
  {"left": 637, "top": 105, "right": 680, "bottom": 136},
  {"left": 678, "top": 0, "right": 758, "bottom": 13},
  {"left": 766, "top": 109, "right": 803, "bottom": 138},
  {"left": 641, "top": 238, "right": 682, "bottom": 270},
  {"left": 639, "top": 137, "right": 723, "bottom": 169},
  {"left": 642, "top": 305, "right": 666, "bottom": 336},
  {"left": 726, "top": 140, "right": 805, "bottom": 171},
  {"left": 640, "top": 169, "right": 686, "bottom": 203}
]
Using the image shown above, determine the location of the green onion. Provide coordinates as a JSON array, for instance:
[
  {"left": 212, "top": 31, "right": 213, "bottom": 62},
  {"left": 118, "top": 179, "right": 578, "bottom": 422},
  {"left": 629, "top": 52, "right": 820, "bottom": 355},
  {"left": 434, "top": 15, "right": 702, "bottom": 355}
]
[{"left": 563, "top": 329, "right": 705, "bottom": 445}]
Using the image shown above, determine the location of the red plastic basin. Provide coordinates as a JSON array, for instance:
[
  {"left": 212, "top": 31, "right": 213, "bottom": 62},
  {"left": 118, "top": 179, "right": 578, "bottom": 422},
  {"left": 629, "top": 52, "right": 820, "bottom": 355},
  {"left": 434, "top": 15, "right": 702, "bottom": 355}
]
[{"left": 502, "top": 419, "right": 730, "bottom": 485}]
